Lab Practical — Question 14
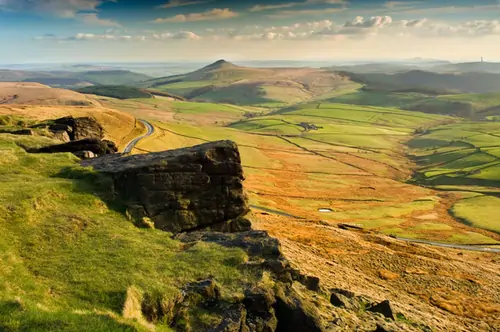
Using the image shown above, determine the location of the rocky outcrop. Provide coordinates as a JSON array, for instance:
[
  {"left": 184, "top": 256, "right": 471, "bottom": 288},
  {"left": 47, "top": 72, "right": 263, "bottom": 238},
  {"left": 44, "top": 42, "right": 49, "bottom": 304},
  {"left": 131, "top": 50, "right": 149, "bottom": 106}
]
[
  {"left": 45, "top": 116, "right": 104, "bottom": 141},
  {"left": 29, "top": 138, "right": 117, "bottom": 156},
  {"left": 83, "top": 140, "right": 251, "bottom": 233}
]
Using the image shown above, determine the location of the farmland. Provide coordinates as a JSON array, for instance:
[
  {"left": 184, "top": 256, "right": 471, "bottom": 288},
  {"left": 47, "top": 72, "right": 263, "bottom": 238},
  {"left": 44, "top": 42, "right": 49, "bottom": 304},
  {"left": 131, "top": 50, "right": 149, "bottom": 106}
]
[{"left": 120, "top": 96, "right": 499, "bottom": 245}]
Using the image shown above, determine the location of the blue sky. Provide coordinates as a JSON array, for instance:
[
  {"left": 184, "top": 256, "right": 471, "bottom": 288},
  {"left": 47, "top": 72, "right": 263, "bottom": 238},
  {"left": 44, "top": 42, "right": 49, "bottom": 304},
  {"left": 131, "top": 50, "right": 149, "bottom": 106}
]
[{"left": 0, "top": 0, "right": 499, "bottom": 63}]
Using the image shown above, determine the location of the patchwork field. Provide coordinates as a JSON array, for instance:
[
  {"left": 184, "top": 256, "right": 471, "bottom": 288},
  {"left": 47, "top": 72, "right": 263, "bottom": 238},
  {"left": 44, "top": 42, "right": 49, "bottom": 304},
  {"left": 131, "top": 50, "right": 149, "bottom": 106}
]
[
  {"left": 409, "top": 121, "right": 500, "bottom": 234},
  {"left": 130, "top": 100, "right": 499, "bottom": 245},
  {"left": 326, "top": 90, "right": 500, "bottom": 118}
]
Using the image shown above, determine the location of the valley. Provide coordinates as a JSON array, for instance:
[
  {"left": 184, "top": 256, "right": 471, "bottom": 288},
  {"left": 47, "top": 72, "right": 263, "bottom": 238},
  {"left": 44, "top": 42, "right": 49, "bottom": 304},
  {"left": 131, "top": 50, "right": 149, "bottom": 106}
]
[{"left": 1, "top": 59, "right": 500, "bottom": 331}]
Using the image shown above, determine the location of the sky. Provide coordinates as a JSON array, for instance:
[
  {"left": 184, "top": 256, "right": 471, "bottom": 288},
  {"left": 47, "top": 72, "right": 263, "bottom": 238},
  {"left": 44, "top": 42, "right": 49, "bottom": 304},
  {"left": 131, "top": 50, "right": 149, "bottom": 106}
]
[{"left": 0, "top": 0, "right": 499, "bottom": 63}]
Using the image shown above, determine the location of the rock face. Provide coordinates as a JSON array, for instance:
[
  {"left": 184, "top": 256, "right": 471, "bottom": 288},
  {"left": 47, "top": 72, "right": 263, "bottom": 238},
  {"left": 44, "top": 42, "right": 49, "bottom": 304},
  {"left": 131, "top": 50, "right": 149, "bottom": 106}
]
[
  {"left": 83, "top": 140, "right": 251, "bottom": 233},
  {"left": 47, "top": 116, "right": 104, "bottom": 141},
  {"left": 29, "top": 138, "right": 117, "bottom": 156}
]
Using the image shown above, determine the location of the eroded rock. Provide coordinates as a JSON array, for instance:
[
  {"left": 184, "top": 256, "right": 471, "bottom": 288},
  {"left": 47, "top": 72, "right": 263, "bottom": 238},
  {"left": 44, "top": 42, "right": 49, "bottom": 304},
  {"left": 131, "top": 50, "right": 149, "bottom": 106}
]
[
  {"left": 29, "top": 138, "right": 117, "bottom": 156},
  {"left": 48, "top": 116, "right": 104, "bottom": 141},
  {"left": 84, "top": 140, "right": 251, "bottom": 233}
]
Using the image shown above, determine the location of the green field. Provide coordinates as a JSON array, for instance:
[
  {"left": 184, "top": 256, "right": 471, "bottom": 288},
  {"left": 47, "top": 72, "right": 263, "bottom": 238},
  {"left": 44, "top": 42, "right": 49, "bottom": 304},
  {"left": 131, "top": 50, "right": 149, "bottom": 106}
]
[
  {"left": 77, "top": 85, "right": 153, "bottom": 99},
  {"left": 451, "top": 196, "right": 500, "bottom": 234},
  {"left": 0, "top": 134, "right": 261, "bottom": 331},
  {"left": 409, "top": 122, "right": 500, "bottom": 187},
  {"left": 126, "top": 99, "right": 500, "bottom": 244},
  {"left": 324, "top": 90, "right": 500, "bottom": 118}
]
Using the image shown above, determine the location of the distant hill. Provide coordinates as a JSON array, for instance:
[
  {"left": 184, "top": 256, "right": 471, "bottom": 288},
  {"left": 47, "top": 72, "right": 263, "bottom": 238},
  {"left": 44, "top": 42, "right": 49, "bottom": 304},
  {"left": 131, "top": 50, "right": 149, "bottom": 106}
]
[
  {"left": 0, "top": 82, "right": 97, "bottom": 106},
  {"left": 137, "top": 60, "right": 357, "bottom": 107},
  {"left": 74, "top": 70, "right": 152, "bottom": 85},
  {"left": 341, "top": 70, "right": 500, "bottom": 94},
  {"left": 0, "top": 69, "right": 153, "bottom": 88},
  {"left": 431, "top": 62, "right": 500, "bottom": 74}
]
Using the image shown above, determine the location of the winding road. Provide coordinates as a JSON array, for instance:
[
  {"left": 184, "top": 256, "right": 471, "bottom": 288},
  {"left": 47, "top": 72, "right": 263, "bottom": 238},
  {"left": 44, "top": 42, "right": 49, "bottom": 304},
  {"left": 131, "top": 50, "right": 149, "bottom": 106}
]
[
  {"left": 124, "top": 119, "right": 155, "bottom": 153},
  {"left": 122, "top": 120, "right": 498, "bottom": 253}
]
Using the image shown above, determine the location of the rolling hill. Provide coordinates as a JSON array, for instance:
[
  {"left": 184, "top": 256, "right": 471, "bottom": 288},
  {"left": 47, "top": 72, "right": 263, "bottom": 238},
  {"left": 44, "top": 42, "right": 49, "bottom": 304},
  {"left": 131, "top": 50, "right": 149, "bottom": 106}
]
[
  {"left": 137, "top": 60, "right": 359, "bottom": 108},
  {"left": 431, "top": 61, "right": 500, "bottom": 74},
  {"left": 0, "top": 69, "right": 153, "bottom": 89},
  {"left": 340, "top": 70, "right": 500, "bottom": 94}
]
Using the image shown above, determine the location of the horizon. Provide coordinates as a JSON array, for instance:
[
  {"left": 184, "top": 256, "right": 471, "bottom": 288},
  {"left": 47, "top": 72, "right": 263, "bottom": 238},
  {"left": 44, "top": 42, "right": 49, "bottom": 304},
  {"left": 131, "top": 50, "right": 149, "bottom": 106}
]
[{"left": 0, "top": 0, "right": 499, "bottom": 63}]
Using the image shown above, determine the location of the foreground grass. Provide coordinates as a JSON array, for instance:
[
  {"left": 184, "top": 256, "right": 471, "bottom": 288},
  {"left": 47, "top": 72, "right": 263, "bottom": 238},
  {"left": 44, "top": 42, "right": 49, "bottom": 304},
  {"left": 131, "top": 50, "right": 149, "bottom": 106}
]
[{"left": 0, "top": 134, "right": 254, "bottom": 331}]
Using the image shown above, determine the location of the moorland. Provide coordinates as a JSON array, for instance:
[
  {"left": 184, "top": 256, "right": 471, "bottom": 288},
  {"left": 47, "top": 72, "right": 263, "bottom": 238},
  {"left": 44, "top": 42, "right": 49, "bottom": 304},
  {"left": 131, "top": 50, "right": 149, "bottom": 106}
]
[{"left": 1, "top": 59, "right": 499, "bottom": 331}]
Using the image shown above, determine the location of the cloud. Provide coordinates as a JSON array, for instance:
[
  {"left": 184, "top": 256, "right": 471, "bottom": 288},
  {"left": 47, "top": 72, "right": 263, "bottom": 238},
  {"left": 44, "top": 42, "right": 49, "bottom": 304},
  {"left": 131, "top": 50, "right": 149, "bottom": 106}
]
[
  {"left": 385, "top": 1, "right": 421, "bottom": 9},
  {"left": 152, "top": 31, "right": 201, "bottom": 40},
  {"left": 249, "top": 3, "right": 297, "bottom": 12},
  {"left": 157, "top": 0, "right": 213, "bottom": 9},
  {"left": 401, "top": 18, "right": 427, "bottom": 27},
  {"left": 344, "top": 16, "right": 393, "bottom": 28},
  {"left": 0, "top": 0, "right": 113, "bottom": 18},
  {"left": 250, "top": 0, "right": 348, "bottom": 13},
  {"left": 267, "top": 7, "right": 345, "bottom": 19},
  {"left": 393, "top": 4, "right": 500, "bottom": 15},
  {"left": 154, "top": 8, "right": 239, "bottom": 23},
  {"left": 35, "top": 30, "right": 202, "bottom": 42},
  {"left": 78, "top": 13, "right": 120, "bottom": 26}
]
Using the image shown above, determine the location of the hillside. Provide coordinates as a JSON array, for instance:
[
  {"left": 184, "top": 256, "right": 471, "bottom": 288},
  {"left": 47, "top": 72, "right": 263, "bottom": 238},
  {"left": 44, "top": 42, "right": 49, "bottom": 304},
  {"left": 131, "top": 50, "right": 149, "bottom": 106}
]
[
  {"left": 0, "top": 69, "right": 153, "bottom": 89},
  {"left": 0, "top": 84, "right": 144, "bottom": 150},
  {"left": 0, "top": 82, "right": 97, "bottom": 106},
  {"left": 77, "top": 85, "right": 153, "bottom": 100},
  {"left": 341, "top": 70, "right": 500, "bottom": 94},
  {"left": 137, "top": 60, "right": 358, "bottom": 108},
  {"left": 431, "top": 61, "right": 500, "bottom": 74},
  {"left": 326, "top": 90, "right": 500, "bottom": 118}
]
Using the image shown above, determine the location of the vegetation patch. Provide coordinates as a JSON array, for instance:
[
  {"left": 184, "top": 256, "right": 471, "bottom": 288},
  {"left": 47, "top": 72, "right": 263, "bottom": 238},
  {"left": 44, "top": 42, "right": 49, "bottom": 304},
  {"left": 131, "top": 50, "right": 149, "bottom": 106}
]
[
  {"left": 77, "top": 86, "right": 153, "bottom": 99},
  {"left": 451, "top": 196, "right": 500, "bottom": 234}
]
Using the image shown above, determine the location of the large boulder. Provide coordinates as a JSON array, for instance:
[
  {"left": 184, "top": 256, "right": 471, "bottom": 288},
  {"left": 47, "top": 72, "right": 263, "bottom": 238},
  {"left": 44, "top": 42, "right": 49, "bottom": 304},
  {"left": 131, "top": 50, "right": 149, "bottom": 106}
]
[
  {"left": 82, "top": 140, "right": 251, "bottom": 233},
  {"left": 47, "top": 116, "right": 104, "bottom": 141},
  {"left": 29, "top": 138, "right": 117, "bottom": 156}
]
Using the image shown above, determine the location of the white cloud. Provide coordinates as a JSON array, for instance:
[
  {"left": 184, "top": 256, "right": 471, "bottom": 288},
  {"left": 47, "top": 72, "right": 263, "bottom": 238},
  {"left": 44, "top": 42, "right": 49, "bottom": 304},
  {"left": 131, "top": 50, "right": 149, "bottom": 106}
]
[
  {"left": 344, "top": 16, "right": 393, "bottom": 28},
  {"left": 35, "top": 30, "right": 202, "bottom": 42},
  {"left": 0, "top": 0, "right": 112, "bottom": 18},
  {"left": 157, "top": 0, "right": 213, "bottom": 9},
  {"left": 154, "top": 8, "right": 239, "bottom": 23},
  {"left": 153, "top": 31, "right": 201, "bottom": 40},
  {"left": 78, "top": 13, "right": 120, "bottom": 26}
]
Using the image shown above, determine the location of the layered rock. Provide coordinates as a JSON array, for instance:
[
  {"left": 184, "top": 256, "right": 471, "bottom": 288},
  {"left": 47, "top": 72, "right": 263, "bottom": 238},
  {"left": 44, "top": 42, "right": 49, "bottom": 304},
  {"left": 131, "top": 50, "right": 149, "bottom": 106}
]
[
  {"left": 29, "top": 138, "right": 117, "bottom": 156},
  {"left": 83, "top": 140, "right": 251, "bottom": 233},
  {"left": 45, "top": 116, "right": 104, "bottom": 141}
]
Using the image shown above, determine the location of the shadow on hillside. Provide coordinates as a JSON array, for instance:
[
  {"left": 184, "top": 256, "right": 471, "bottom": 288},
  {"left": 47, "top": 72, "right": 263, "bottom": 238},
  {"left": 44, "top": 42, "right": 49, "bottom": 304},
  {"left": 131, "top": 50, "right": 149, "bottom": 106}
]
[
  {"left": 53, "top": 165, "right": 127, "bottom": 216},
  {"left": 0, "top": 300, "right": 136, "bottom": 331}
]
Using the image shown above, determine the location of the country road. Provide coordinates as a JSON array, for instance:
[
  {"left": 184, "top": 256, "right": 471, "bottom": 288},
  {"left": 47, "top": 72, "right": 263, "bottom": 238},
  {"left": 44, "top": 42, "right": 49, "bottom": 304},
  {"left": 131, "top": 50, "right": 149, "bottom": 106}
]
[
  {"left": 123, "top": 119, "right": 154, "bottom": 153},
  {"left": 121, "top": 122, "right": 499, "bottom": 253},
  {"left": 250, "top": 205, "right": 500, "bottom": 253}
]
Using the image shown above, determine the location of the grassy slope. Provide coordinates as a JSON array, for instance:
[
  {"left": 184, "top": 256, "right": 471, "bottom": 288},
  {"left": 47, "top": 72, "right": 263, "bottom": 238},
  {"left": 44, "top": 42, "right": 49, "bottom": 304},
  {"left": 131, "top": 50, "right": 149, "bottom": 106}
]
[
  {"left": 408, "top": 121, "right": 500, "bottom": 234},
  {"left": 326, "top": 90, "right": 500, "bottom": 117},
  {"left": 132, "top": 101, "right": 500, "bottom": 244},
  {"left": 451, "top": 196, "right": 500, "bottom": 234},
  {"left": 0, "top": 134, "right": 256, "bottom": 331},
  {"left": 139, "top": 62, "right": 358, "bottom": 109},
  {"left": 77, "top": 86, "right": 153, "bottom": 100},
  {"left": 75, "top": 71, "right": 153, "bottom": 86}
]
